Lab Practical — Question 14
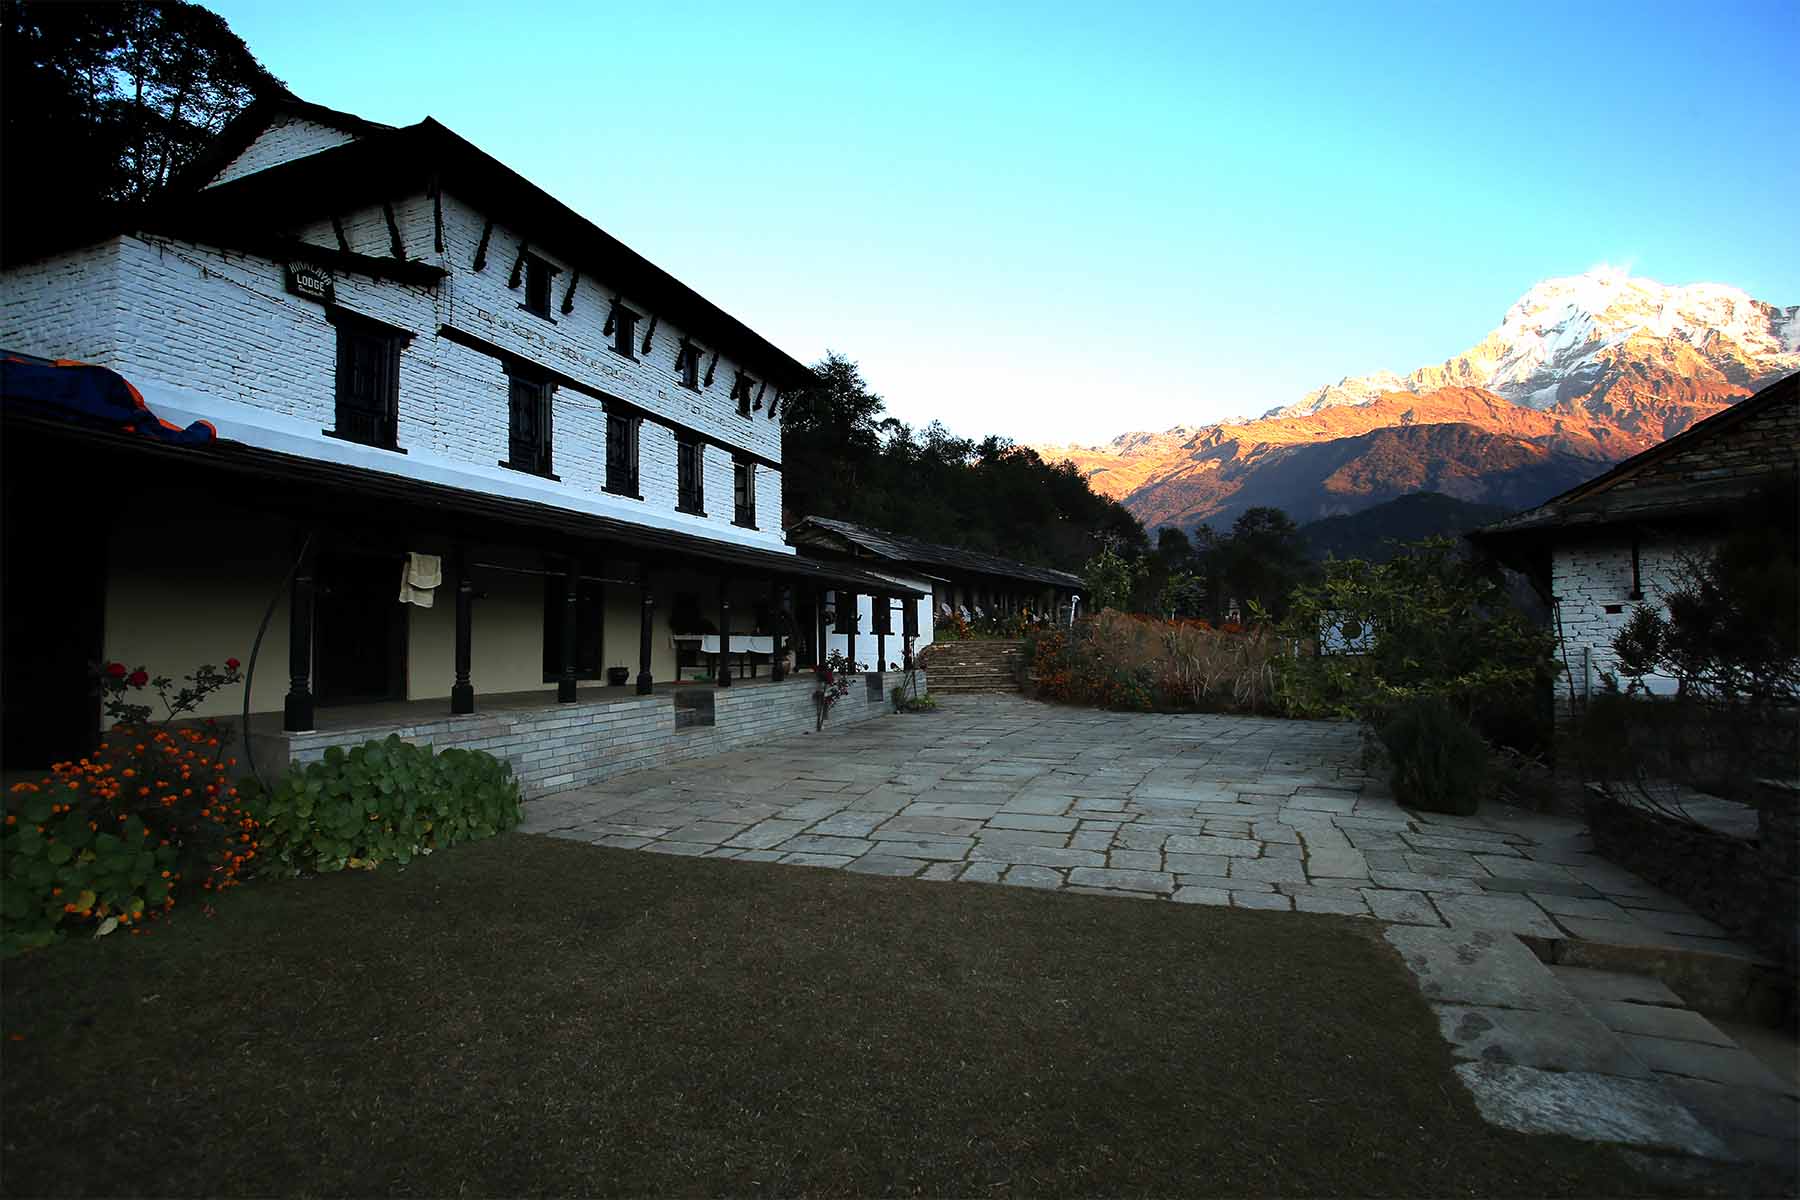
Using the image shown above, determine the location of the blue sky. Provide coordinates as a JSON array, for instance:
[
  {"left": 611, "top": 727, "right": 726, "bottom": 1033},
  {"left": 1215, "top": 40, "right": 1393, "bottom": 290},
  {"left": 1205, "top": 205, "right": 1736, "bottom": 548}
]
[{"left": 212, "top": 0, "right": 1799, "bottom": 444}]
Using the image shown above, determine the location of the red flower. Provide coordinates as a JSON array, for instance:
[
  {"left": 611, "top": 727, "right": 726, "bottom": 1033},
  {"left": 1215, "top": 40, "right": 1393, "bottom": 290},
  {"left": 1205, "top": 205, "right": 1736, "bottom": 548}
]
[
  {"left": 128, "top": 669, "right": 149, "bottom": 688},
  {"left": 106, "top": 662, "right": 127, "bottom": 679},
  {"left": 225, "top": 658, "right": 241, "bottom": 672}
]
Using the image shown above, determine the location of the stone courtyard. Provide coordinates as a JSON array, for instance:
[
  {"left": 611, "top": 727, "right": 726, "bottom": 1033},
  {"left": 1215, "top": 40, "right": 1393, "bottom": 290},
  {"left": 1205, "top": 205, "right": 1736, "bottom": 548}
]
[{"left": 520, "top": 694, "right": 1797, "bottom": 1167}]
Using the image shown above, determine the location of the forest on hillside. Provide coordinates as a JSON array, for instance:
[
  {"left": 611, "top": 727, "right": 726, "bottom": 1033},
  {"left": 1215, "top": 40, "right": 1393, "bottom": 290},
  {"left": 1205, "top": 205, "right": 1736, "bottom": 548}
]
[{"left": 780, "top": 354, "right": 1146, "bottom": 570}]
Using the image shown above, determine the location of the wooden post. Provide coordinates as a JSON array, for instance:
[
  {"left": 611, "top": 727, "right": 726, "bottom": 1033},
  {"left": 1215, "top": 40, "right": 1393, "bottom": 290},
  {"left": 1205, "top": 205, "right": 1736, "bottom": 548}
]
[
  {"left": 558, "top": 556, "right": 578, "bottom": 702},
  {"left": 636, "top": 561, "right": 654, "bottom": 694},
  {"left": 451, "top": 545, "right": 474, "bottom": 714},
  {"left": 816, "top": 587, "right": 828, "bottom": 668},
  {"left": 769, "top": 581, "right": 788, "bottom": 682},
  {"left": 838, "top": 589, "right": 859, "bottom": 670},
  {"left": 716, "top": 576, "right": 733, "bottom": 687},
  {"left": 283, "top": 536, "right": 317, "bottom": 732}
]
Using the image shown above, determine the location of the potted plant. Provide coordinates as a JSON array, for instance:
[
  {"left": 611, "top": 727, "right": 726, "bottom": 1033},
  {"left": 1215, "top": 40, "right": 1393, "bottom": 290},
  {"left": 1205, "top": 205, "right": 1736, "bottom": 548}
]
[{"left": 606, "top": 666, "right": 630, "bottom": 687}]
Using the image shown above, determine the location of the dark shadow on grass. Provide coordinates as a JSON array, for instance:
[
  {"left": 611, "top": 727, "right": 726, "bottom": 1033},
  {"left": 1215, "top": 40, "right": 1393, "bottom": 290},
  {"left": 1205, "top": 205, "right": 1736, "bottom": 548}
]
[{"left": 0, "top": 834, "right": 1764, "bottom": 1197}]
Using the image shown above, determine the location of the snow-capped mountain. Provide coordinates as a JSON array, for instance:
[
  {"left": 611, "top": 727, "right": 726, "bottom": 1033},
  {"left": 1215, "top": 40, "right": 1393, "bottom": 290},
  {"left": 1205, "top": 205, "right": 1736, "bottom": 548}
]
[
  {"left": 1269, "top": 268, "right": 1799, "bottom": 419},
  {"left": 1030, "top": 269, "right": 1796, "bottom": 532}
]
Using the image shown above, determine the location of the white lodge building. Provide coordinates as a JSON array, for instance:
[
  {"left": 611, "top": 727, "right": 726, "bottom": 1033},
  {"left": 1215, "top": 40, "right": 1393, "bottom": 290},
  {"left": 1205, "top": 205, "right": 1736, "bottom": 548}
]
[{"left": 0, "top": 95, "right": 922, "bottom": 793}]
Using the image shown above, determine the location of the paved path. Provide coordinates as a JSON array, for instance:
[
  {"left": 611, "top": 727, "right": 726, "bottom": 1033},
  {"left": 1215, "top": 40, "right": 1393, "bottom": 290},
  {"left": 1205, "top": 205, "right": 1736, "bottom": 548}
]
[{"left": 521, "top": 694, "right": 1796, "bottom": 1167}]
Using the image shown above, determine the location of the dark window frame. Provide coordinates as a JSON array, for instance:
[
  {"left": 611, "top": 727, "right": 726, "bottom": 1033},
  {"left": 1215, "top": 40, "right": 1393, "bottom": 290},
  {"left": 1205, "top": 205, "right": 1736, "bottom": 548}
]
[
  {"left": 520, "top": 253, "right": 559, "bottom": 320},
  {"left": 324, "top": 309, "right": 412, "bottom": 452},
  {"left": 733, "top": 458, "right": 756, "bottom": 528},
  {"left": 678, "top": 340, "right": 701, "bottom": 391},
  {"left": 610, "top": 306, "right": 639, "bottom": 360},
  {"left": 676, "top": 435, "right": 705, "bottom": 516},
  {"left": 604, "top": 409, "right": 641, "bottom": 498},
  {"left": 731, "top": 371, "right": 755, "bottom": 416},
  {"left": 500, "top": 363, "right": 558, "bottom": 479}
]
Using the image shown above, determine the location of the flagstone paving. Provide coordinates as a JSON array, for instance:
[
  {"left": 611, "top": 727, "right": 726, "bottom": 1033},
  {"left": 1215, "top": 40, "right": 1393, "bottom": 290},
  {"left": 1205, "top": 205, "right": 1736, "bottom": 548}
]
[{"left": 520, "top": 694, "right": 1796, "bottom": 1167}]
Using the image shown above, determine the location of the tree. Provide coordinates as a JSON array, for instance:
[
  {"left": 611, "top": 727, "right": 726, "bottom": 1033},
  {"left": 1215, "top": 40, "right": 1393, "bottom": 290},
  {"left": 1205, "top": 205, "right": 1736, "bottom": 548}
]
[
  {"left": 2, "top": 1, "right": 278, "bottom": 245},
  {"left": 1210, "top": 507, "right": 1310, "bottom": 620},
  {"left": 780, "top": 352, "right": 1144, "bottom": 572}
]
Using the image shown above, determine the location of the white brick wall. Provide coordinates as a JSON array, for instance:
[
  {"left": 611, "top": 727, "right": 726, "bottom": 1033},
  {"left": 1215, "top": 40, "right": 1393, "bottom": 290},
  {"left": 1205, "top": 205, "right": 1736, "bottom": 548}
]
[
  {"left": 0, "top": 197, "right": 793, "bottom": 555},
  {"left": 206, "top": 116, "right": 360, "bottom": 187},
  {"left": 1551, "top": 532, "right": 1712, "bottom": 702}
]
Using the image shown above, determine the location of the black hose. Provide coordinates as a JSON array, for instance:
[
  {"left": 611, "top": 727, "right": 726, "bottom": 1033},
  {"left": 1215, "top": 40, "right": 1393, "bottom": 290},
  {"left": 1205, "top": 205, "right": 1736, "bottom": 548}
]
[{"left": 242, "top": 532, "right": 313, "bottom": 791}]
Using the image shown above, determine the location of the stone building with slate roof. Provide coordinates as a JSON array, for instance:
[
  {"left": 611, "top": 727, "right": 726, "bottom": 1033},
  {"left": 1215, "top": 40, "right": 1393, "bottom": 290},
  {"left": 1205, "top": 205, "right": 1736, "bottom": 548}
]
[{"left": 1471, "top": 372, "right": 1797, "bottom": 708}]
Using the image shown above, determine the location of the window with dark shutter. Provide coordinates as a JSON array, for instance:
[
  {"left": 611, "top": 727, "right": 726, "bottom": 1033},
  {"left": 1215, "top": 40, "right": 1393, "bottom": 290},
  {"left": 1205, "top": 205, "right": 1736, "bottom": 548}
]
[
  {"left": 731, "top": 372, "right": 755, "bottom": 416},
  {"left": 502, "top": 366, "right": 555, "bottom": 477},
  {"left": 611, "top": 308, "right": 638, "bottom": 359},
  {"left": 327, "top": 313, "right": 407, "bottom": 451},
  {"left": 677, "top": 436, "right": 704, "bottom": 515},
  {"left": 522, "top": 255, "right": 555, "bottom": 318},
  {"left": 678, "top": 340, "right": 701, "bottom": 391},
  {"left": 605, "top": 410, "right": 640, "bottom": 497},
  {"left": 733, "top": 459, "right": 755, "bottom": 527}
]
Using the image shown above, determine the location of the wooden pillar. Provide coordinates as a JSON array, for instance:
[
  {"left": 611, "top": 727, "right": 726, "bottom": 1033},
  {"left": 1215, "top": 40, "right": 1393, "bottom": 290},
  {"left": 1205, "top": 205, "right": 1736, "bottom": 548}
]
[
  {"left": 558, "top": 556, "right": 579, "bottom": 703},
  {"left": 450, "top": 545, "right": 474, "bottom": 714},
  {"left": 873, "top": 592, "right": 890, "bottom": 675},
  {"left": 769, "top": 580, "right": 788, "bottom": 682},
  {"left": 838, "top": 588, "right": 859, "bottom": 670},
  {"left": 636, "top": 561, "right": 654, "bottom": 694},
  {"left": 283, "top": 536, "right": 317, "bottom": 732},
  {"left": 716, "top": 575, "right": 732, "bottom": 687},
  {"left": 816, "top": 588, "right": 829, "bottom": 668}
]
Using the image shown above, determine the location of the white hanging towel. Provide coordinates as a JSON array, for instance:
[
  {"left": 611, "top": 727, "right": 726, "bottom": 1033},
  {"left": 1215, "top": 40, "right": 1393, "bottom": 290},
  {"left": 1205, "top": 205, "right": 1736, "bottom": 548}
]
[{"left": 398, "top": 552, "right": 443, "bottom": 607}]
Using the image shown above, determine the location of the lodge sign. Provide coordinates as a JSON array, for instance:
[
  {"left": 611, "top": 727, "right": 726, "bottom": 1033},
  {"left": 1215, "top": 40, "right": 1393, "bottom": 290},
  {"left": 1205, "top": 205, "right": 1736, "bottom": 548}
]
[{"left": 284, "top": 263, "right": 336, "bottom": 304}]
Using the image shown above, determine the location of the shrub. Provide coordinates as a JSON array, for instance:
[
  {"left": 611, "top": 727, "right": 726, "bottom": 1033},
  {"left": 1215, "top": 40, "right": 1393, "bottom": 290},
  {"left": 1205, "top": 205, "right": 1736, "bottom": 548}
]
[
  {"left": 2, "top": 660, "right": 252, "bottom": 956},
  {"left": 1278, "top": 539, "right": 1555, "bottom": 749},
  {"left": 1380, "top": 698, "right": 1489, "bottom": 815},
  {"left": 1025, "top": 612, "right": 1283, "bottom": 714},
  {"left": 811, "top": 649, "right": 861, "bottom": 730},
  {"left": 244, "top": 736, "right": 521, "bottom": 875}
]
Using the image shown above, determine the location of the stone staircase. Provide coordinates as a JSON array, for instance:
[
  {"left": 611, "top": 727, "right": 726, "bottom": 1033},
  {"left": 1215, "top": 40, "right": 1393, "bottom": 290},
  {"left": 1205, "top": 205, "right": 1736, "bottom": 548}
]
[{"left": 920, "top": 639, "right": 1026, "bottom": 694}]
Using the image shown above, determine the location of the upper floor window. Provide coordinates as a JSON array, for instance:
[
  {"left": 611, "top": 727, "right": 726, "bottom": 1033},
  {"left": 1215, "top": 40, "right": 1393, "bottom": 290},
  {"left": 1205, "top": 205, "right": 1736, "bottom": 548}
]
[
  {"left": 731, "top": 372, "right": 755, "bottom": 416},
  {"left": 678, "top": 340, "right": 701, "bottom": 391},
  {"left": 605, "top": 410, "right": 640, "bottom": 497},
  {"left": 521, "top": 253, "right": 557, "bottom": 319},
  {"left": 608, "top": 303, "right": 638, "bottom": 359},
  {"left": 502, "top": 364, "right": 555, "bottom": 478},
  {"left": 733, "top": 459, "right": 756, "bottom": 528},
  {"left": 676, "top": 436, "right": 705, "bottom": 515},
  {"left": 326, "top": 310, "right": 409, "bottom": 451}
]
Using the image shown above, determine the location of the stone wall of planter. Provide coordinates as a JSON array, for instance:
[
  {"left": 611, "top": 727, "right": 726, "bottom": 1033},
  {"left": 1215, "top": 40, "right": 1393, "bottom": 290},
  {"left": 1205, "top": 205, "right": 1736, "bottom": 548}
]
[{"left": 1584, "top": 780, "right": 1799, "bottom": 980}]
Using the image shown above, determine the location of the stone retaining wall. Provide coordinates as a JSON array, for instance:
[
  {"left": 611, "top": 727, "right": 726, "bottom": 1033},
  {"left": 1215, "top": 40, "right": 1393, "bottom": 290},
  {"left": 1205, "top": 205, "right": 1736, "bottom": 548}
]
[
  {"left": 1585, "top": 779, "right": 1799, "bottom": 980},
  {"left": 252, "top": 671, "right": 922, "bottom": 798}
]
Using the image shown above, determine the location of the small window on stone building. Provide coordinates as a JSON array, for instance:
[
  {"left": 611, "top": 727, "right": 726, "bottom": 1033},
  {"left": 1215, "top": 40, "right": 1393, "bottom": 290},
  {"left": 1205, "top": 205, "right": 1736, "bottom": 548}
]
[
  {"left": 611, "top": 307, "right": 639, "bottom": 359},
  {"left": 522, "top": 254, "right": 556, "bottom": 318},
  {"left": 733, "top": 459, "right": 755, "bottom": 527},
  {"left": 502, "top": 364, "right": 555, "bottom": 477},
  {"left": 326, "top": 310, "right": 409, "bottom": 451},
  {"left": 605, "top": 410, "right": 640, "bottom": 497},
  {"left": 677, "top": 436, "right": 705, "bottom": 515}
]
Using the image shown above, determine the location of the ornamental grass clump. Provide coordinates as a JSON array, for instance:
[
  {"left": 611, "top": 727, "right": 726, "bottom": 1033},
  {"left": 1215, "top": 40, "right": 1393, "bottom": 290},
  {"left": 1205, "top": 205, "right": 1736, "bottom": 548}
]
[
  {"left": 2, "top": 659, "right": 253, "bottom": 956},
  {"left": 1025, "top": 611, "right": 1281, "bottom": 714},
  {"left": 243, "top": 736, "right": 521, "bottom": 875}
]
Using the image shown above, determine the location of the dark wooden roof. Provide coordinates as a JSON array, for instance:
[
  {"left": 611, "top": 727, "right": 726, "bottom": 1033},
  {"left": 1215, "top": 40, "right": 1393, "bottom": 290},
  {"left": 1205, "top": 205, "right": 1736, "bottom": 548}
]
[
  {"left": 788, "top": 516, "right": 1084, "bottom": 589},
  {"left": 1469, "top": 371, "right": 1798, "bottom": 544},
  {"left": 12, "top": 95, "right": 814, "bottom": 391}
]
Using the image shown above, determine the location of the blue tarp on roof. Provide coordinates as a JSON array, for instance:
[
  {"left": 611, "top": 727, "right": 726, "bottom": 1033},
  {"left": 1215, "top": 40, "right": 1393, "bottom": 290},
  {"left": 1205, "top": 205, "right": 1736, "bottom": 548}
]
[{"left": 1, "top": 352, "right": 216, "bottom": 446}]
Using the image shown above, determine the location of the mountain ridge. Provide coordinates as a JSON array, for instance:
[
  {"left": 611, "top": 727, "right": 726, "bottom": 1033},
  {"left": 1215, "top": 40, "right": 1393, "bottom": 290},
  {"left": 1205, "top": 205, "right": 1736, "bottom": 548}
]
[{"left": 1032, "top": 270, "right": 1797, "bottom": 532}]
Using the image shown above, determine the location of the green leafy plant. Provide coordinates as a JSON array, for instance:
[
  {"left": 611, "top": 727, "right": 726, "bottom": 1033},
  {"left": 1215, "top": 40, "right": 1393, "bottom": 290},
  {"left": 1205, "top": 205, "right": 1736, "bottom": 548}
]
[
  {"left": 1380, "top": 697, "right": 1489, "bottom": 815},
  {"left": 243, "top": 736, "right": 521, "bottom": 875},
  {"left": 1080, "top": 540, "right": 1147, "bottom": 615},
  {"left": 4, "top": 659, "right": 251, "bottom": 956},
  {"left": 1277, "top": 539, "right": 1555, "bottom": 746}
]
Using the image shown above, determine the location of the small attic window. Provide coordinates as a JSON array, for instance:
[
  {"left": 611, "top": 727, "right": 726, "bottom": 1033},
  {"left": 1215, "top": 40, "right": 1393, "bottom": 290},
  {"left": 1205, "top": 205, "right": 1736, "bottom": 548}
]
[{"left": 521, "top": 254, "right": 557, "bottom": 318}]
